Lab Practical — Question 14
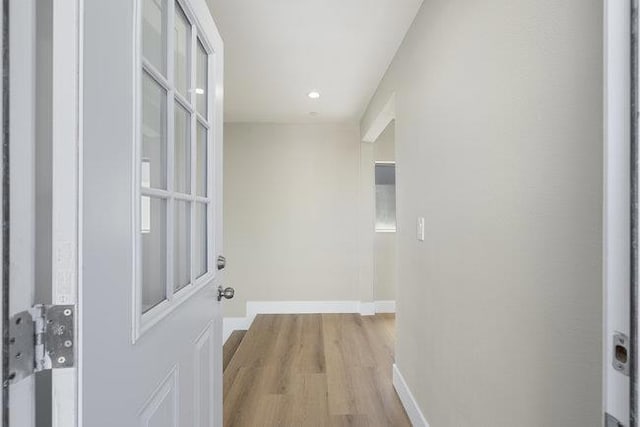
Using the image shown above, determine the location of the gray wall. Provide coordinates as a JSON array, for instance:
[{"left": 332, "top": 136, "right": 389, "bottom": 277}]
[
  {"left": 223, "top": 123, "right": 361, "bottom": 317},
  {"left": 361, "top": 0, "right": 603, "bottom": 425}
]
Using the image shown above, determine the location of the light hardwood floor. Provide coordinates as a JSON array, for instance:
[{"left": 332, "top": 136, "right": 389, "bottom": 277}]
[
  {"left": 224, "top": 330, "right": 247, "bottom": 371},
  {"left": 223, "top": 314, "right": 410, "bottom": 426}
]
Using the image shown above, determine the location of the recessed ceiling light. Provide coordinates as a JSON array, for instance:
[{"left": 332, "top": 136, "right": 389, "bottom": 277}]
[{"left": 308, "top": 91, "right": 320, "bottom": 99}]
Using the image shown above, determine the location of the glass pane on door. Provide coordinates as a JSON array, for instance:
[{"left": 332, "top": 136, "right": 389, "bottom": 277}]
[
  {"left": 142, "top": 0, "right": 167, "bottom": 74},
  {"left": 142, "top": 197, "right": 167, "bottom": 312},
  {"left": 174, "top": 4, "right": 190, "bottom": 97},
  {"left": 196, "top": 122, "right": 207, "bottom": 196},
  {"left": 142, "top": 73, "right": 167, "bottom": 189},
  {"left": 174, "top": 200, "right": 190, "bottom": 292},
  {"left": 194, "top": 203, "right": 207, "bottom": 279},
  {"left": 174, "top": 103, "right": 190, "bottom": 193},
  {"left": 196, "top": 40, "right": 208, "bottom": 116}
]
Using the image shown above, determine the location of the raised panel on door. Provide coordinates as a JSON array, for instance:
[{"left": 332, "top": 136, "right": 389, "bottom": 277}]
[
  {"left": 194, "top": 323, "right": 215, "bottom": 427},
  {"left": 139, "top": 367, "right": 179, "bottom": 427}
]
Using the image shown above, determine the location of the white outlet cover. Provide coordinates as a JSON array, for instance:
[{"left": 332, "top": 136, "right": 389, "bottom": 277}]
[{"left": 417, "top": 217, "right": 425, "bottom": 241}]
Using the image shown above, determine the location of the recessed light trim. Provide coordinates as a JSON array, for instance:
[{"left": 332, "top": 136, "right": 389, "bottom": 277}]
[{"left": 308, "top": 91, "right": 320, "bottom": 99}]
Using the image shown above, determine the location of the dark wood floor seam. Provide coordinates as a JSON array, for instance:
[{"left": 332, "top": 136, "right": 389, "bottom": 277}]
[{"left": 223, "top": 330, "right": 247, "bottom": 372}]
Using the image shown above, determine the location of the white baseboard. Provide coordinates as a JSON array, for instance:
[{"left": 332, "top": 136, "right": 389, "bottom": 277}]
[
  {"left": 247, "top": 300, "right": 361, "bottom": 316},
  {"left": 375, "top": 300, "right": 396, "bottom": 313},
  {"left": 359, "top": 301, "right": 375, "bottom": 316},
  {"left": 393, "top": 364, "right": 430, "bottom": 427},
  {"left": 223, "top": 300, "right": 397, "bottom": 343}
]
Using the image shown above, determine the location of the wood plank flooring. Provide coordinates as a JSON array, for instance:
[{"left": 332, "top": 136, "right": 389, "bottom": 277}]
[
  {"left": 224, "top": 330, "right": 247, "bottom": 371},
  {"left": 223, "top": 314, "right": 410, "bottom": 427}
]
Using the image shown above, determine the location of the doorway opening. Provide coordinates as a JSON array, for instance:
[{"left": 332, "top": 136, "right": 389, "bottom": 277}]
[{"left": 372, "top": 121, "right": 396, "bottom": 315}]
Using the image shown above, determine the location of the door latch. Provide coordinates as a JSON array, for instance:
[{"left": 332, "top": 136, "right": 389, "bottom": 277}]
[
  {"left": 612, "top": 332, "right": 630, "bottom": 376},
  {"left": 7, "top": 305, "right": 75, "bottom": 386}
]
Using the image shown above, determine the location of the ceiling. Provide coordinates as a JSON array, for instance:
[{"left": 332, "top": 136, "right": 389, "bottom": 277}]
[{"left": 206, "top": 0, "right": 423, "bottom": 123}]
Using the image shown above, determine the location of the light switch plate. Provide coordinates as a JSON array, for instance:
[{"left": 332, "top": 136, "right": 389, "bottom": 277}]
[{"left": 417, "top": 217, "right": 425, "bottom": 241}]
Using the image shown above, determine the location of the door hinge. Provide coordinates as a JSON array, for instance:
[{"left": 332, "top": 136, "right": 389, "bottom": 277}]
[{"left": 6, "top": 305, "right": 75, "bottom": 386}]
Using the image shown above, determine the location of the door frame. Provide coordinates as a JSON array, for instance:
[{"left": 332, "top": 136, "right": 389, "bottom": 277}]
[
  {"left": 633, "top": 0, "right": 639, "bottom": 423},
  {"left": 1, "top": 0, "right": 7, "bottom": 423},
  {"left": 0, "top": 1, "right": 82, "bottom": 425},
  {"left": 604, "top": 0, "right": 636, "bottom": 425},
  {"left": 50, "top": 0, "right": 83, "bottom": 426}
]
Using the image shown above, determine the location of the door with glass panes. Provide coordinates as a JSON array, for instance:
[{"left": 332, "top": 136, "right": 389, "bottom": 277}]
[{"left": 82, "top": 0, "right": 225, "bottom": 425}]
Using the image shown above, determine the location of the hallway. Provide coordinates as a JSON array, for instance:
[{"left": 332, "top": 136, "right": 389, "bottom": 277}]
[
  {"left": 223, "top": 314, "right": 409, "bottom": 426},
  {"left": 5, "top": 0, "right": 621, "bottom": 424}
]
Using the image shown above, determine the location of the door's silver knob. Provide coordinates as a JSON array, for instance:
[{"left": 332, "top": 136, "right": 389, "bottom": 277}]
[
  {"left": 217, "top": 286, "right": 234, "bottom": 302},
  {"left": 217, "top": 255, "right": 226, "bottom": 270}
]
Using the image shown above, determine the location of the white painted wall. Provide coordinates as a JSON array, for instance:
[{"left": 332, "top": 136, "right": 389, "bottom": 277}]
[
  {"left": 361, "top": 0, "right": 603, "bottom": 425},
  {"left": 223, "top": 123, "right": 361, "bottom": 317},
  {"left": 374, "top": 122, "right": 396, "bottom": 301},
  {"left": 357, "top": 140, "right": 376, "bottom": 309},
  {"left": 374, "top": 232, "right": 395, "bottom": 301},
  {"left": 374, "top": 120, "right": 395, "bottom": 161}
]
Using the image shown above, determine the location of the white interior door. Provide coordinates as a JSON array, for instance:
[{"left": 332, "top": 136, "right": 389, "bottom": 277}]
[{"left": 81, "top": 0, "right": 225, "bottom": 425}]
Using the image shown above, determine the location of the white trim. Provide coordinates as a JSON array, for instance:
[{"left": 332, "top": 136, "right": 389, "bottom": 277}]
[
  {"left": 77, "top": 0, "right": 84, "bottom": 415},
  {"left": 223, "top": 300, "right": 396, "bottom": 342},
  {"left": 603, "top": 0, "right": 631, "bottom": 422},
  {"left": 137, "top": 272, "right": 217, "bottom": 336},
  {"left": 375, "top": 300, "right": 396, "bottom": 313},
  {"left": 131, "top": 0, "right": 143, "bottom": 344},
  {"left": 247, "top": 300, "right": 361, "bottom": 317},
  {"left": 362, "top": 92, "right": 396, "bottom": 143},
  {"left": 359, "top": 301, "right": 375, "bottom": 316},
  {"left": 393, "top": 364, "right": 430, "bottom": 427},
  {"left": 51, "top": 0, "right": 82, "bottom": 425},
  {"left": 1, "top": 0, "right": 4, "bottom": 420}
]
